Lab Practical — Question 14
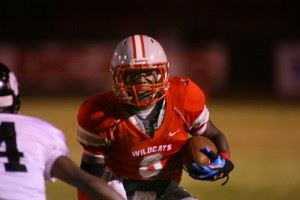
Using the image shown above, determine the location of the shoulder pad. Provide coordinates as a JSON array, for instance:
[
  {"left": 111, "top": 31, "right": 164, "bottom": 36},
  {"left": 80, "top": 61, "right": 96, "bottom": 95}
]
[{"left": 170, "top": 77, "right": 206, "bottom": 112}]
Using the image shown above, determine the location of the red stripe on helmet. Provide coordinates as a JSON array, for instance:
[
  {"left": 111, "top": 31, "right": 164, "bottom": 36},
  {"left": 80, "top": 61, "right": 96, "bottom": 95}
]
[
  {"left": 131, "top": 35, "right": 137, "bottom": 58},
  {"left": 139, "top": 35, "right": 146, "bottom": 58}
]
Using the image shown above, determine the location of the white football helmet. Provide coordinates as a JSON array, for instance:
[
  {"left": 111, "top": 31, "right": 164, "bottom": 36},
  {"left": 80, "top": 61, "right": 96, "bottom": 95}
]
[{"left": 110, "top": 35, "right": 170, "bottom": 106}]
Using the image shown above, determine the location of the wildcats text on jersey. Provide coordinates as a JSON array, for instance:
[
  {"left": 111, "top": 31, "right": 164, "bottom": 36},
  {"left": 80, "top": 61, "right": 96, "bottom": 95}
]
[{"left": 131, "top": 144, "right": 172, "bottom": 157}]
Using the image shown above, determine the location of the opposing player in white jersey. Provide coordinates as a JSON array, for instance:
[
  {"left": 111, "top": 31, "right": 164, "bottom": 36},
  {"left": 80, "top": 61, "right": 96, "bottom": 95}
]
[{"left": 0, "top": 63, "right": 125, "bottom": 200}]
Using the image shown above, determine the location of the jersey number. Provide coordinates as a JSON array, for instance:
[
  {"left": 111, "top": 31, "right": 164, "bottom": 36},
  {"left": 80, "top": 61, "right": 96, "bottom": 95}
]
[
  {"left": 139, "top": 153, "right": 163, "bottom": 178},
  {"left": 0, "top": 122, "right": 27, "bottom": 172}
]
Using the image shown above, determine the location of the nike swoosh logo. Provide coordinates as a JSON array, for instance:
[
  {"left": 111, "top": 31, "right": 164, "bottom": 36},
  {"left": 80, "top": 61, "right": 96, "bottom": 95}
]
[{"left": 169, "top": 129, "right": 181, "bottom": 136}]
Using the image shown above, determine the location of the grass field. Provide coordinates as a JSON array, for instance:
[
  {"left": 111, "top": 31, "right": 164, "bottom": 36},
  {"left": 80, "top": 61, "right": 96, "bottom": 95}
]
[{"left": 21, "top": 96, "right": 300, "bottom": 200}]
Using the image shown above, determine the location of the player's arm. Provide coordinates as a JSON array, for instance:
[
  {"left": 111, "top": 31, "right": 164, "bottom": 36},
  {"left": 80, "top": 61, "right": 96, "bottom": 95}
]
[
  {"left": 76, "top": 98, "right": 127, "bottom": 198},
  {"left": 181, "top": 79, "right": 234, "bottom": 183},
  {"left": 77, "top": 100, "right": 122, "bottom": 199},
  {"left": 201, "top": 120, "right": 231, "bottom": 159},
  {"left": 77, "top": 99, "right": 108, "bottom": 177},
  {"left": 50, "top": 155, "right": 125, "bottom": 200},
  {"left": 77, "top": 128, "right": 110, "bottom": 200}
]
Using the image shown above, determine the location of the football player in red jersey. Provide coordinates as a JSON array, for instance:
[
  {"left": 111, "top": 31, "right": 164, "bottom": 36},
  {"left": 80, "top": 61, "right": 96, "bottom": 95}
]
[{"left": 77, "top": 35, "right": 234, "bottom": 200}]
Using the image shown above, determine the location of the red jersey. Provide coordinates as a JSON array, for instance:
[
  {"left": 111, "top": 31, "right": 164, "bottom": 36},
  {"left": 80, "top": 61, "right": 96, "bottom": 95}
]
[{"left": 77, "top": 77, "right": 209, "bottom": 182}]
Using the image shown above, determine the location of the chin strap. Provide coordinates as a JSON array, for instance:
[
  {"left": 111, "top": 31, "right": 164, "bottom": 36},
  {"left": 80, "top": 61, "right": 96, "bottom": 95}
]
[
  {"left": 218, "top": 152, "right": 231, "bottom": 186},
  {"left": 221, "top": 175, "right": 229, "bottom": 186},
  {"left": 219, "top": 151, "right": 231, "bottom": 186}
]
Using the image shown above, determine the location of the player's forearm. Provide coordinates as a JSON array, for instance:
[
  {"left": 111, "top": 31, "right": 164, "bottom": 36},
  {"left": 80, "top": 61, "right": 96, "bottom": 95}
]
[
  {"left": 211, "top": 132, "right": 231, "bottom": 157},
  {"left": 202, "top": 120, "right": 231, "bottom": 157}
]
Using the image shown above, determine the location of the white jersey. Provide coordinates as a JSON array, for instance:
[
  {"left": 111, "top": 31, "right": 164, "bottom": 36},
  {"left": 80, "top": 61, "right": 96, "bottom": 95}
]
[{"left": 0, "top": 113, "right": 68, "bottom": 200}]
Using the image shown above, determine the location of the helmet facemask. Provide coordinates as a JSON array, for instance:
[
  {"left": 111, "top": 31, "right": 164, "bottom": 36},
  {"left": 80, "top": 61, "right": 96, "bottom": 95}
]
[{"left": 112, "top": 63, "right": 169, "bottom": 107}]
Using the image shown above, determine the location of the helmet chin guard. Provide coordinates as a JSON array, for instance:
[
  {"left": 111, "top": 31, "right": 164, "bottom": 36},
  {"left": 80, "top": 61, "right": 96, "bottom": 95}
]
[{"left": 110, "top": 35, "right": 170, "bottom": 106}]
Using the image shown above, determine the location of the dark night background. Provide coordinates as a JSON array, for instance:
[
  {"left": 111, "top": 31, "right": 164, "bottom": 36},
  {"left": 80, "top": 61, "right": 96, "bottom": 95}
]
[
  {"left": 0, "top": 0, "right": 299, "bottom": 96},
  {"left": 1, "top": 2, "right": 299, "bottom": 199}
]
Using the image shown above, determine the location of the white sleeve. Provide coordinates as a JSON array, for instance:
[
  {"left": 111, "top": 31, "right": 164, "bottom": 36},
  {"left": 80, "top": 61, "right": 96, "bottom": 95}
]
[
  {"left": 191, "top": 106, "right": 209, "bottom": 135},
  {"left": 77, "top": 125, "right": 110, "bottom": 147},
  {"left": 44, "top": 128, "right": 69, "bottom": 181}
]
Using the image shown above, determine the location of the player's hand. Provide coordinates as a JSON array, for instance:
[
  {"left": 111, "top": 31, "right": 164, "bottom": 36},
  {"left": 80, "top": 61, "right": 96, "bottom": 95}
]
[{"left": 188, "top": 147, "right": 234, "bottom": 184}]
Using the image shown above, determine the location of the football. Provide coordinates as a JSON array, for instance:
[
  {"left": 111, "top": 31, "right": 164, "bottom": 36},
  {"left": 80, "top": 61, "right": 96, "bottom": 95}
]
[{"left": 181, "top": 135, "right": 218, "bottom": 171}]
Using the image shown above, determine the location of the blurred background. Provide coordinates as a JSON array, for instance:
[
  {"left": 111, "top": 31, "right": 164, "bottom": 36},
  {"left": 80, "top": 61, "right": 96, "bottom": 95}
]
[
  {"left": 1, "top": 0, "right": 300, "bottom": 199},
  {"left": 1, "top": 0, "right": 299, "bottom": 98}
]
